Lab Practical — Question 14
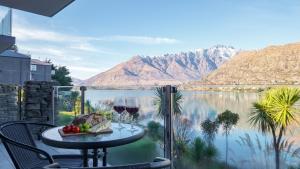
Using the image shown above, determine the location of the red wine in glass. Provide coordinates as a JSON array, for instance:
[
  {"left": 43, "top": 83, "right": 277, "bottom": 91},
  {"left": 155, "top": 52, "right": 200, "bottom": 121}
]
[
  {"left": 113, "top": 97, "right": 126, "bottom": 129},
  {"left": 126, "top": 97, "right": 139, "bottom": 132},
  {"left": 126, "top": 107, "right": 139, "bottom": 115},
  {"left": 113, "top": 106, "right": 125, "bottom": 114}
]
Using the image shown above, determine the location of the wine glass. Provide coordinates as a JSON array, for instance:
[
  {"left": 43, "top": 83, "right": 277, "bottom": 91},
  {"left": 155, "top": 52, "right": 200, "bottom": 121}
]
[
  {"left": 125, "top": 97, "right": 139, "bottom": 132},
  {"left": 113, "top": 97, "right": 125, "bottom": 129}
]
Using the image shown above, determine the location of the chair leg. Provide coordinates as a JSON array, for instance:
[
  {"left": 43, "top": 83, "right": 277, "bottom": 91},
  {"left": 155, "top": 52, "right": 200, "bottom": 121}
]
[
  {"left": 82, "top": 149, "right": 88, "bottom": 167},
  {"left": 93, "top": 148, "right": 98, "bottom": 167},
  {"left": 102, "top": 148, "right": 107, "bottom": 166}
]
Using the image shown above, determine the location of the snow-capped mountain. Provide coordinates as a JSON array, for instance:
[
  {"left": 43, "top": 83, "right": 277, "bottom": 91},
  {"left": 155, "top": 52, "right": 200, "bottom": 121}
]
[
  {"left": 188, "top": 42, "right": 300, "bottom": 86},
  {"left": 85, "top": 45, "right": 238, "bottom": 87}
]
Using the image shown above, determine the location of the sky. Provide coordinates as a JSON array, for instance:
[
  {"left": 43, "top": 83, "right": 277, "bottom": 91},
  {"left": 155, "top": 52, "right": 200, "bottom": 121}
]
[{"left": 1, "top": 0, "right": 300, "bottom": 80}]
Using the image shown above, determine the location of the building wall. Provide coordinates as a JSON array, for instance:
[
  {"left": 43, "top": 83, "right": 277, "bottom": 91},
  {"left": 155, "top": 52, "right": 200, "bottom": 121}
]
[
  {"left": 0, "top": 84, "right": 19, "bottom": 124},
  {"left": 31, "top": 64, "right": 52, "bottom": 81},
  {"left": 23, "top": 81, "right": 57, "bottom": 124},
  {"left": 0, "top": 56, "right": 30, "bottom": 85},
  {"left": 0, "top": 82, "right": 57, "bottom": 125}
]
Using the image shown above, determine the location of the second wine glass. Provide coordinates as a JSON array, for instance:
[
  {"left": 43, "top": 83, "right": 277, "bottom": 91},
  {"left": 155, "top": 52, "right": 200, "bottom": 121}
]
[
  {"left": 125, "top": 97, "right": 139, "bottom": 132},
  {"left": 113, "top": 97, "right": 126, "bottom": 129}
]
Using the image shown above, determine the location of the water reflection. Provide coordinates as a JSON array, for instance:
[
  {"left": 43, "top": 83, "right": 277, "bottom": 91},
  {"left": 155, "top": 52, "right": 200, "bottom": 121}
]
[{"left": 181, "top": 91, "right": 259, "bottom": 130}]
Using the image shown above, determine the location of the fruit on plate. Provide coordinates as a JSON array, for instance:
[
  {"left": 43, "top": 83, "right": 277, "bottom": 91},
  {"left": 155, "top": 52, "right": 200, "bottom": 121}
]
[
  {"left": 72, "top": 113, "right": 111, "bottom": 133},
  {"left": 79, "top": 123, "right": 91, "bottom": 132},
  {"left": 62, "top": 125, "right": 80, "bottom": 133},
  {"left": 62, "top": 125, "right": 70, "bottom": 133},
  {"left": 72, "top": 126, "right": 80, "bottom": 133}
]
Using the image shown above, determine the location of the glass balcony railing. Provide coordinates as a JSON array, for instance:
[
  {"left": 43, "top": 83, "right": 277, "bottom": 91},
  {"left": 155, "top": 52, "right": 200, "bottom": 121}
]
[
  {"left": 53, "top": 86, "right": 81, "bottom": 126},
  {"left": 53, "top": 85, "right": 300, "bottom": 169},
  {"left": 53, "top": 86, "right": 164, "bottom": 165}
]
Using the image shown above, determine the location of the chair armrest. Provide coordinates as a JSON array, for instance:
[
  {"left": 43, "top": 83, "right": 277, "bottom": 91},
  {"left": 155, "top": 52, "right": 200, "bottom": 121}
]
[
  {"left": 2, "top": 136, "right": 54, "bottom": 163},
  {"left": 151, "top": 157, "right": 171, "bottom": 169},
  {"left": 43, "top": 163, "right": 61, "bottom": 169}
]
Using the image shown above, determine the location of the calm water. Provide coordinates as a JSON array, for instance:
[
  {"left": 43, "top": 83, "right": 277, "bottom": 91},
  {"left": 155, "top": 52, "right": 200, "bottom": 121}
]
[{"left": 83, "top": 89, "right": 300, "bottom": 168}]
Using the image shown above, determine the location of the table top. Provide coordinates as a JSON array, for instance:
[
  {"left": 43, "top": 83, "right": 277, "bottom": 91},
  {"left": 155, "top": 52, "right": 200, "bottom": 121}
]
[{"left": 41, "top": 123, "right": 145, "bottom": 149}]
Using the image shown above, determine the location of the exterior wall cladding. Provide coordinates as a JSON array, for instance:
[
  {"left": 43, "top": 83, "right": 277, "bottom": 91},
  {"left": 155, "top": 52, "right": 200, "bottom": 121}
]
[
  {"left": 0, "top": 55, "right": 30, "bottom": 85},
  {"left": 31, "top": 64, "right": 52, "bottom": 81}
]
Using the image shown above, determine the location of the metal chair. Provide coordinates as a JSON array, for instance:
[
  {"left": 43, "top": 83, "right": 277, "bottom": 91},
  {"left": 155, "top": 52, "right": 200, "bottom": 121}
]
[
  {"left": 43, "top": 157, "right": 171, "bottom": 169},
  {"left": 0, "top": 121, "right": 86, "bottom": 169}
]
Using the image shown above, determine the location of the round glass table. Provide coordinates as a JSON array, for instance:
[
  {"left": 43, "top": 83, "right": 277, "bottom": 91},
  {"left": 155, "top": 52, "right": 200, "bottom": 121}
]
[{"left": 41, "top": 123, "right": 145, "bottom": 167}]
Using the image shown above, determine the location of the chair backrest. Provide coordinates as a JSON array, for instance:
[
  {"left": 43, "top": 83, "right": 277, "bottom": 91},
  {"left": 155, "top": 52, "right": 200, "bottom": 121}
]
[{"left": 0, "top": 121, "right": 49, "bottom": 169}]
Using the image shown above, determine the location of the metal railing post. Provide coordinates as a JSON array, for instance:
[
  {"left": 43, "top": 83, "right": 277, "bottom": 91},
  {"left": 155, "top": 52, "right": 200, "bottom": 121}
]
[
  {"left": 52, "top": 86, "right": 56, "bottom": 125},
  {"left": 80, "top": 86, "right": 86, "bottom": 115},
  {"left": 17, "top": 86, "right": 22, "bottom": 120},
  {"left": 163, "top": 85, "right": 175, "bottom": 169}
]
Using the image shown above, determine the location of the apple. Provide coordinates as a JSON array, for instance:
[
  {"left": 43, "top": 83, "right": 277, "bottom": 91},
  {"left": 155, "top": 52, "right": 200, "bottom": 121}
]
[{"left": 72, "top": 126, "right": 80, "bottom": 133}]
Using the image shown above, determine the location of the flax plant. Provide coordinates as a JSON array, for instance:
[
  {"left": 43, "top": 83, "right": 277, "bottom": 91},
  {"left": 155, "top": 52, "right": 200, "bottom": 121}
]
[{"left": 249, "top": 87, "right": 300, "bottom": 169}]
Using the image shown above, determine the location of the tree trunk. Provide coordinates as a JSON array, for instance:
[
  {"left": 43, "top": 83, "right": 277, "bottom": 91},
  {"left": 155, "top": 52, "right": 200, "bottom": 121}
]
[
  {"left": 271, "top": 125, "right": 280, "bottom": 169},
  {"left": 274, "top": 127, "right": 284, "bottom": 169},
  {"left": 275, "top": 147, "right": 280, "bottom": 169},
  {"left": 226, "top": 133, "right": 228, "bottom": 168}
]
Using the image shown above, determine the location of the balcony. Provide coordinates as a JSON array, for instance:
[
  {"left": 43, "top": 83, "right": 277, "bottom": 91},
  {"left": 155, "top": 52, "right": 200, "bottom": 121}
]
[
  {"left": 0, "top": 1, "right": 300, "bottom": 169},
  {"left": 1, "top": 83, "right": 300, "bottom": 169}
]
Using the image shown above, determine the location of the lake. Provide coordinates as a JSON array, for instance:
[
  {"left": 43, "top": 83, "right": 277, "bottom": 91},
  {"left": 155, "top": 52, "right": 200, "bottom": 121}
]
[{"left": 76, "top": 89, "right": 300, "bottom": 168}]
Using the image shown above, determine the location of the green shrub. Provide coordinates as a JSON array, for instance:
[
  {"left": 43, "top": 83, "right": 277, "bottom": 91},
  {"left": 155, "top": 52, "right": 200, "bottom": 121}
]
[
  {"left": 189, "top": 137, "right": 206, "bottom": 162},
  {"left": 175, "top": 139, "right": 189, "bottom": 159},
  {"left": 57, "top": 113, "right": 74, "bottom": 126},
  {"left": 204, "top": 145, "right": 218, "bottom": 160},
  {"left": 147, "top": 121, "right": 163, "bottom": 141}
]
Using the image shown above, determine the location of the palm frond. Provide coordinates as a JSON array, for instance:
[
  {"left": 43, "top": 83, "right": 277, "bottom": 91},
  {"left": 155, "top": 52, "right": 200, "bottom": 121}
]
[
  {"left": 154, "top": 87, "right": 164, "bottom": 118},
  {"left": 266, "top": 87, "right": 300, "bottom": 128},
  {"left": 249, "top": 101, "right": 275, "bottom": 133},
  {"left": 154, "top": 87, "right": 183, "bottom": 118}
]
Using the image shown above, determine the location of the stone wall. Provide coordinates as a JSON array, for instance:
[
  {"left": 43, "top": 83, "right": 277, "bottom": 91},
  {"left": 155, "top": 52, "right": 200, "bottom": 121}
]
[
  {"left": 23, "top": 81, "right": 57, "bottom": 124},
  {"left": 0, "top": 84, "right": 19, "bottom": 124}
]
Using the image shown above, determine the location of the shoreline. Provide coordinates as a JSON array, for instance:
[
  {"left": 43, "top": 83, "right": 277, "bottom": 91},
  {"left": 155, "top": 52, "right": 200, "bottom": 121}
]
[{"left": 73, "top": 84, "right": 300, "bottom": 92}]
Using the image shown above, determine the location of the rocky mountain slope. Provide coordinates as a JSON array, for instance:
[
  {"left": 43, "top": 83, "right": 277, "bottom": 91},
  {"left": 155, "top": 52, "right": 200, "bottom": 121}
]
[
  {"left": 188, "top": 42, "right": 300, "bottom": 86},
  {"left": 72, "top": 77, "right": 84, "bottom": 86},
  {"left": 85, "top": 45, "right": 238, "bottom": 87}
]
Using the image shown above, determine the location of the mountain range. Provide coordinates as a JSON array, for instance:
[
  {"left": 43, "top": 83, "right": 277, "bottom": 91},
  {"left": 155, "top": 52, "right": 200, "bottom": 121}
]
[
  {"left": 187, "top": 42, "right": 300, "bottom": 87},
  {"left": 83, "top": 45, "right": 238, "bottom": 87},
  {"left": 73, "top": 42, "right": 300, "bottom": 88}
]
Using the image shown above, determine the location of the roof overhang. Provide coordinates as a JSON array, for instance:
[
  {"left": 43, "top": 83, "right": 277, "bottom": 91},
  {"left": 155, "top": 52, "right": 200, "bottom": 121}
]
[
  {"left": 0, "top": 35, "right": 15, "bottom": 53},
  {"left": 0, "top": 0, "right": 74, "bottom": 17}
]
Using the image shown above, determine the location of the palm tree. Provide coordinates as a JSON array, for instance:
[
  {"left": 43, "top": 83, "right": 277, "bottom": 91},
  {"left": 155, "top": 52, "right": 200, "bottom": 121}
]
[
  {"left": 154, "top": 87, "right": 182, "bottom": 118},
  {"left": 154, "top": 87, "right": 184, "bottom": 159},
  {"left": 217, "top": 110, "right": 239, "bottom": 167},
  {"left": 249, "top": 87, "right": 300, "bottom": 169},
  {"left": 201, "top": 118, "right": 219, "bottom": 146}
]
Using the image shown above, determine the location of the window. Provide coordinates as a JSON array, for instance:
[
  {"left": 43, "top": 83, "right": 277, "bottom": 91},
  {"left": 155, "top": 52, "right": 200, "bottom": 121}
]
[{"left": 31, "top": 65, "right": 37, "bottom": 71}]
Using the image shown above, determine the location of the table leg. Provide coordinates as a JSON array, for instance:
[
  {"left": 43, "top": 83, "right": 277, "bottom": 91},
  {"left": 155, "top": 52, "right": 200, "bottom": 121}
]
[
  {"left": 82, "top": 149, "right": 88, "bottom": 167},
  {"left": 93, "top": 148, "right": 98, "bottom": 167},
  {"left": 102, "top": 147, "right": 107, "bottom": 166}
]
